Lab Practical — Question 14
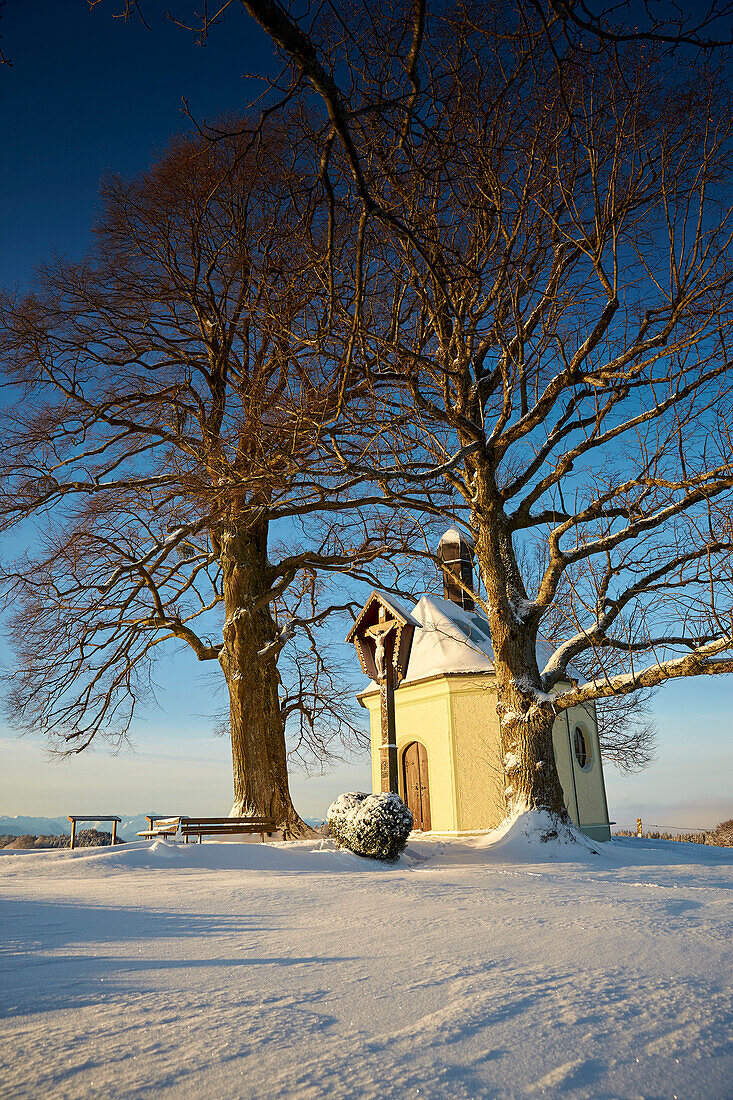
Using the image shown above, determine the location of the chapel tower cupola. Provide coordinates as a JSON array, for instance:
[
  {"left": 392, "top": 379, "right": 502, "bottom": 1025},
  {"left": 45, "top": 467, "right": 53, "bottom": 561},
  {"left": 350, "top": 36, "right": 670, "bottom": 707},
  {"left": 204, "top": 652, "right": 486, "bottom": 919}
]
[{"left": 437, "top": 528, "right": 475, "bottom": 611}]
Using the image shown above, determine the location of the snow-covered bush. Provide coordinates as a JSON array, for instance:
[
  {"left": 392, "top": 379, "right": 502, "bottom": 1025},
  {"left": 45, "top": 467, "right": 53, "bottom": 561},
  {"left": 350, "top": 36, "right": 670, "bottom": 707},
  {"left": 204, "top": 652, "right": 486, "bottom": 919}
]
[{"left": 327, "top": 792, "right": 413, "bottom": 862}]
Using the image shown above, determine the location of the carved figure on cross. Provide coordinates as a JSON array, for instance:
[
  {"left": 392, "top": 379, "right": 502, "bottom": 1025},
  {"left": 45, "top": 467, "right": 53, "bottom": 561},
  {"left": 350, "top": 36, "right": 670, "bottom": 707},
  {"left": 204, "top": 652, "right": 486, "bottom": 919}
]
[{"left": 364, "top": 618, "right": 396, "bottom": 681}]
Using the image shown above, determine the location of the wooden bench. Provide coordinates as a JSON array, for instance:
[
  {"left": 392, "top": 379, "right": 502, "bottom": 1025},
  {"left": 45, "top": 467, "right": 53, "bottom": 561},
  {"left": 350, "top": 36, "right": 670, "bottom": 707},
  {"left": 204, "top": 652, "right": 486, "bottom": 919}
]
[
  {"left": 136, "top": 816, "right": 182, "bottom": 840},
  {"left": 179, "top": 817, "right": 276, "bottom": 843},
  {"left": 67, "top": 815, "right": 122, "bottom": 850}
]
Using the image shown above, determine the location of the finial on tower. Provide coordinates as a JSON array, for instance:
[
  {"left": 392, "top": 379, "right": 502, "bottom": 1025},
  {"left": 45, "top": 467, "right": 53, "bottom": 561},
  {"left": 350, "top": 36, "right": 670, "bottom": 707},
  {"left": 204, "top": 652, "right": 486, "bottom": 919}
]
[{"left": 437, "top": 528, "right": 475, "bottom": 610}]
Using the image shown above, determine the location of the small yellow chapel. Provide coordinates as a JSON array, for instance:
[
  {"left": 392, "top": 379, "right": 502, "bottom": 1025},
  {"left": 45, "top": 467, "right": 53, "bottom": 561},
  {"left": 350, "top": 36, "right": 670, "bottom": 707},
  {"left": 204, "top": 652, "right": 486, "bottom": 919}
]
[{"left": 352, "top": 529, "right": 612, "bottom": 842}]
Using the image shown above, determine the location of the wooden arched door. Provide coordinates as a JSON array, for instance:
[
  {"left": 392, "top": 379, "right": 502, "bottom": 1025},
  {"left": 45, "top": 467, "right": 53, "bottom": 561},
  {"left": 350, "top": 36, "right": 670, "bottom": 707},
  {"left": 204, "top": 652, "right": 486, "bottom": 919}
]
[{"left": 402, "top": 741, "right": 432, "bottom": 831}]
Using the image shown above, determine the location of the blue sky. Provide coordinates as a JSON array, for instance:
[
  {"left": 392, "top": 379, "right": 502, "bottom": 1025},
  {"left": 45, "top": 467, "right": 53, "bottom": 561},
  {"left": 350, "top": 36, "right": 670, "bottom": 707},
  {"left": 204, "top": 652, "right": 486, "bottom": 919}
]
[{"left": 0, "top": 0, "right": 731, "bottom": 829}]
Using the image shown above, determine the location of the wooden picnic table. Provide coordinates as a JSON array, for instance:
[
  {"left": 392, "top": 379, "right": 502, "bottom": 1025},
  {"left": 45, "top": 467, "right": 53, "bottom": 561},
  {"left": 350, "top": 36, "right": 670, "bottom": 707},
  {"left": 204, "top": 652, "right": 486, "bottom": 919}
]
[{"left": 67, "top": 815, "right": 121, "bottom": 850}]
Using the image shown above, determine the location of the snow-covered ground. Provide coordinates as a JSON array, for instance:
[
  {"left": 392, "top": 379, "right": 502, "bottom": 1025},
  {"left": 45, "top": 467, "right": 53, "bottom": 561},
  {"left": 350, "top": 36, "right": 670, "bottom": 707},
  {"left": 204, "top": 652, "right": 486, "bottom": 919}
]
[{"left": 1, "top": 824, "right": 731, "bottom": 1099}]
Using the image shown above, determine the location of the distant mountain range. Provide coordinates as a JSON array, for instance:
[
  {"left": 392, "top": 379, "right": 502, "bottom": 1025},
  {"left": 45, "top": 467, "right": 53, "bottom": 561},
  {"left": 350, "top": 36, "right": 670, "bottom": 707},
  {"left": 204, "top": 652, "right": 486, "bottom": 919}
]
[{"left": 0, "top": 812, "right": 323, "bottom": 839}]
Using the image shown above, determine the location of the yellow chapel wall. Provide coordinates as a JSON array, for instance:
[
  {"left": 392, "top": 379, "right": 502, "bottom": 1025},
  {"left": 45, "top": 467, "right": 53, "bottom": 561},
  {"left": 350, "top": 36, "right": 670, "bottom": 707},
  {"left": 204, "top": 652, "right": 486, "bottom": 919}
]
[
  {"left": 560, "top": 702, "right": 611, "bottom": 841},
  {"left": 551, "top": 714, "right": 576, "bottom": 823},
  {"left": 361, "top": 676, "right": 611, "bottom": 840},
  {"left": 361, "top": 677, "right": 460, "bottom": 831},
  {"left": 361, "top": 673, "right": 505, "bottom": 833},
  {"left": 446, "top": 677, "right": 506, "bottom": 831}
]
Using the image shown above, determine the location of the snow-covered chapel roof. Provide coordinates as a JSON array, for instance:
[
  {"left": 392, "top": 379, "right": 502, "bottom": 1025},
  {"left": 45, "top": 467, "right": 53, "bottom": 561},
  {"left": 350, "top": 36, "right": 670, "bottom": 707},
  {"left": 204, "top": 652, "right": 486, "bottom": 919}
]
[
  {"left": 355, "top": 593, "right": 569, "bottom": 692},
  {"left": 402, "top": 595, "right": 495, "bottom": 683}
]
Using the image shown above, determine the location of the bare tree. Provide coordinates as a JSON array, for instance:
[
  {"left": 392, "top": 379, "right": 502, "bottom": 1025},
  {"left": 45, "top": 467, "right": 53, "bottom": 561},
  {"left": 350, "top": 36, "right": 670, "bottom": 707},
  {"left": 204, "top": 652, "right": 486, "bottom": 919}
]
[
  {"left": 108, "top": 0, "right": 733, "bottom": 55},
  {"left": 545, "top": 0, "right": 733, "bottom": 51},
  {"left": 223, "top": 0, "right": 733, "bottom": 834},
  {"left": 0, "top": 125, "right": 419, "bottom": 836},
  {"left": 523, "top": 546, "right": 658, "bottom": 773},
  {"left": 591, "top": 693, "right": 657, "bottom": 773}
]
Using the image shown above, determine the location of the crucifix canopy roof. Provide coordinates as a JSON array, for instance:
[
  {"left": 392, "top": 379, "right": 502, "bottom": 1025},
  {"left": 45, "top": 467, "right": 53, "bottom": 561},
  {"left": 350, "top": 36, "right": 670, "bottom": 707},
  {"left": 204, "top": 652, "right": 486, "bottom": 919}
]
[{"left": 346, "top": 590, "right": 420, "bottom": 684}]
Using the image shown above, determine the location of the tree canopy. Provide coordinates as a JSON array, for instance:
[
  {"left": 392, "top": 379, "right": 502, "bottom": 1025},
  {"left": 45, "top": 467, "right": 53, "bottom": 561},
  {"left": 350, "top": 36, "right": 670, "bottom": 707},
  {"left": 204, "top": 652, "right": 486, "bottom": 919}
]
[
  {"left": 0, "top": 125, "right": 427, "bottom": 832},
  {"left": 232, "top": 0, "right": 733, "bottom": 822}
]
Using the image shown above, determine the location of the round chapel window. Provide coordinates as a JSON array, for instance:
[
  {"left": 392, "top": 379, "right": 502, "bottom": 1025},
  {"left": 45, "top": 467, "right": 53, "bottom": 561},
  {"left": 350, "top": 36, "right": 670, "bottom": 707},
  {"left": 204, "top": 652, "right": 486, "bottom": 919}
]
[{"left": 573, "top": 726, "right": 590, "bottom": 769}]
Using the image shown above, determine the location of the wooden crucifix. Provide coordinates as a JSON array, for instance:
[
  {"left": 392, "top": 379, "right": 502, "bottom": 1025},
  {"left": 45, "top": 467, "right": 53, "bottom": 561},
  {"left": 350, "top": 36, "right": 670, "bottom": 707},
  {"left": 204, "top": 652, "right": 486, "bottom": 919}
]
[
  {"left": 347, "top": 591, "right": 417, "bottom": 795},
  {"left": 365, "top": 607, "right": 399, "bottom": 792}
]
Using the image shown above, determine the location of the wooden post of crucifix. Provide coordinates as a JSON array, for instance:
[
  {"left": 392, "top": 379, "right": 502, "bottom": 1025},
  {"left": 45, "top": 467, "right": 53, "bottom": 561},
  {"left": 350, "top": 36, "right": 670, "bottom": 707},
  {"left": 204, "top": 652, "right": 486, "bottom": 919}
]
[
  {"left": 365, "top": 607, "right": 399, "bottom": 793},
  {"left": 346, "top": 591, "right": 418, "bottom": 796}
]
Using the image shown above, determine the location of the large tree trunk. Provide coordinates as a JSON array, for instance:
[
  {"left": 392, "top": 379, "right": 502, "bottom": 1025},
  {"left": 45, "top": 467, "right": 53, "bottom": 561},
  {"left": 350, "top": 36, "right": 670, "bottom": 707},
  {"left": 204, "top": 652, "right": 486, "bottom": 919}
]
[
  {"left": 495, "top": 685, "right": 568, "bottom": 821},
  {"left": 217, "top": 519, "right": 311, "bottom": 838},
  {"left": 473, "top": 498, "right": 571, "bottom": 829},
  {"left": 486, "top": 601, "right": 568, "bottom": 819}
]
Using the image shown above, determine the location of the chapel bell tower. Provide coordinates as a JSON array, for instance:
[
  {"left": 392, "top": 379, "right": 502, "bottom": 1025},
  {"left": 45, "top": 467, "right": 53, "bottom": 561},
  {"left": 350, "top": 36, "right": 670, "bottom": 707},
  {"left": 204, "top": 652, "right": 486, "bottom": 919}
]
[{"left": 437, "top": 528, "right": 475, "bottom": 610}]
